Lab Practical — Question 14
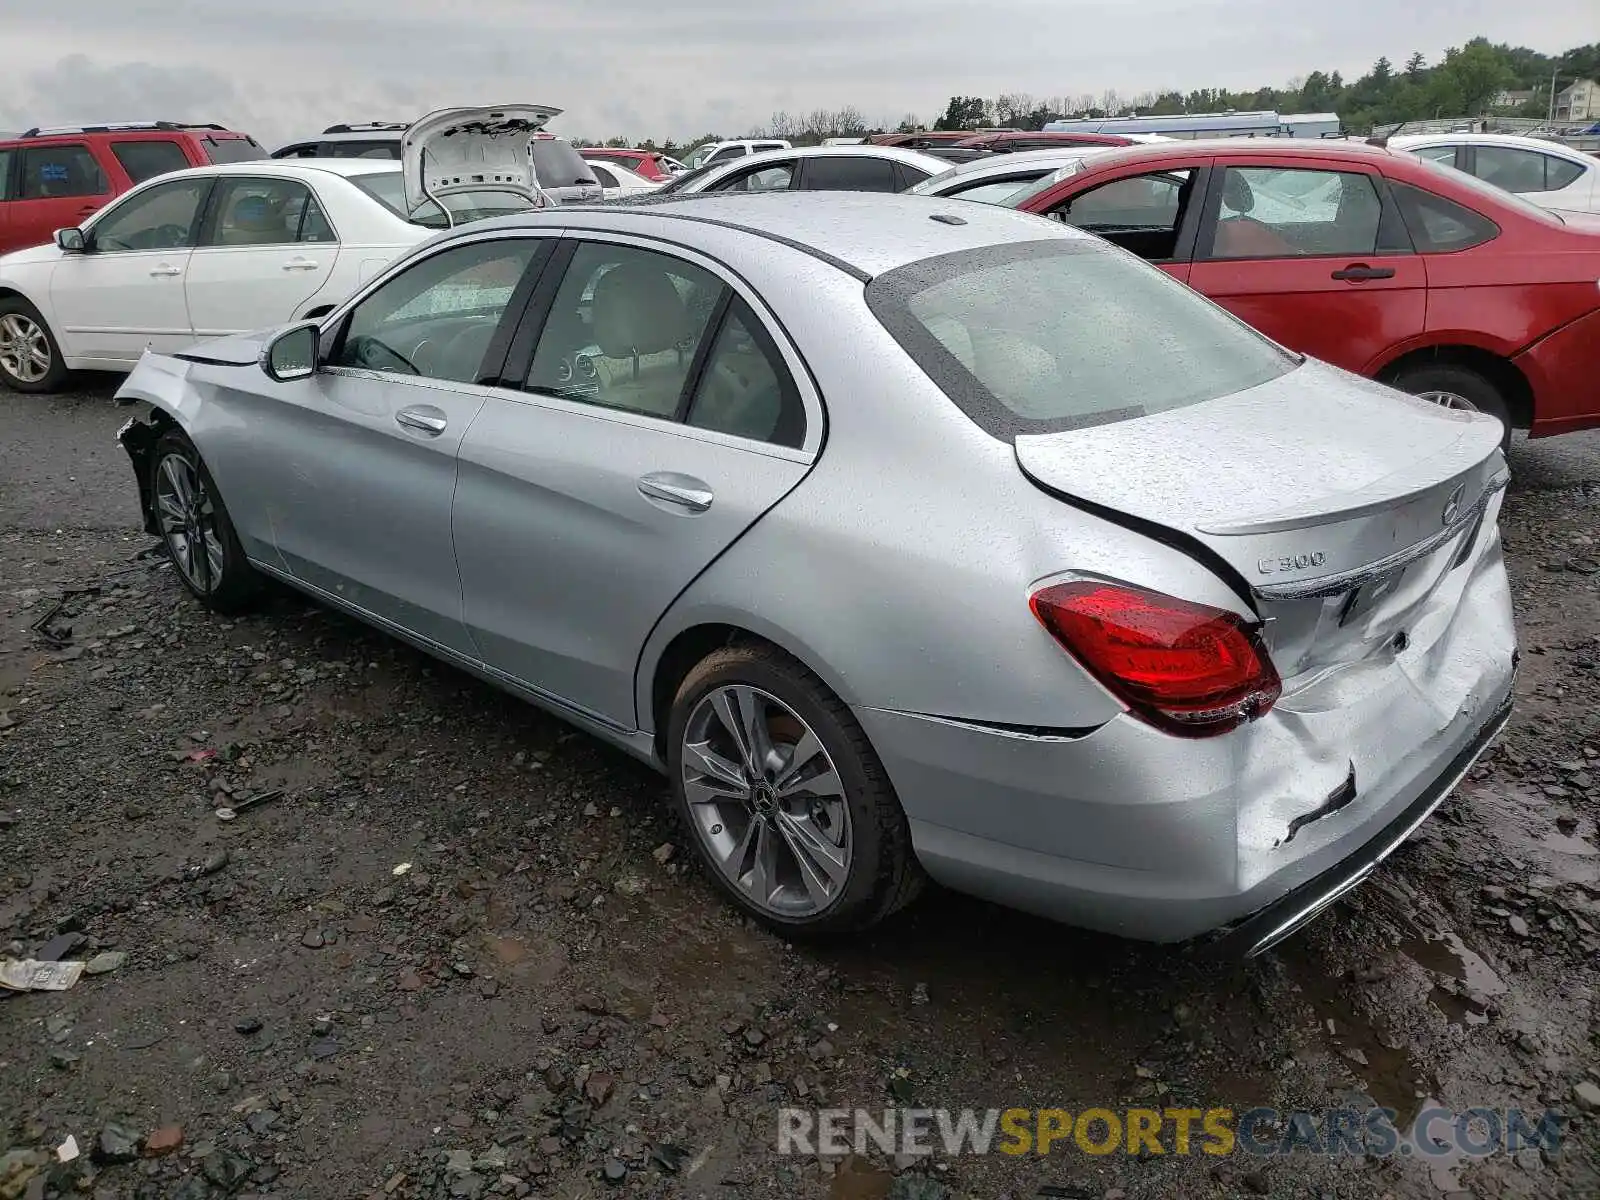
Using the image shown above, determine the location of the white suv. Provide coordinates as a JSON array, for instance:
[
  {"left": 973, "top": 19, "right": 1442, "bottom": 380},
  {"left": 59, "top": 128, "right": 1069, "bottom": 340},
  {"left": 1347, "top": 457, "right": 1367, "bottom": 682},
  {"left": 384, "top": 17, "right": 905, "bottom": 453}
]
[{"left": 683, "top": 139, "right": 792, "bottom": 169}]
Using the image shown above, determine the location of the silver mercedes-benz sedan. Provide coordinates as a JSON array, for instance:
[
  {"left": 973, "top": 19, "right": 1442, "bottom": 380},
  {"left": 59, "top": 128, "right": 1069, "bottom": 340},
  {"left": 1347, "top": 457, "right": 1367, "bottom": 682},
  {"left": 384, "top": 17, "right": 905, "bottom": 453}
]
[{"left": 112, "top": 192, "right": 1516, "bottom": 955}]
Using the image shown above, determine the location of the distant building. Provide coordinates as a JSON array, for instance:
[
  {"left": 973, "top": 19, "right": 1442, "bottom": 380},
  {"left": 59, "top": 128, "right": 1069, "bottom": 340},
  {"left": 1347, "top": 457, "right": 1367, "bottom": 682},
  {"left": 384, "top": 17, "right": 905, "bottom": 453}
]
[
  {"left": 1555, "top": 79, "right": 1600, "bottom": 123},
  {"left": 1491, "top": 89, "right": 1536, "bottom": 109},
  {"left": 1043, "top": 110, "right": 1341, "bottom": 139}
]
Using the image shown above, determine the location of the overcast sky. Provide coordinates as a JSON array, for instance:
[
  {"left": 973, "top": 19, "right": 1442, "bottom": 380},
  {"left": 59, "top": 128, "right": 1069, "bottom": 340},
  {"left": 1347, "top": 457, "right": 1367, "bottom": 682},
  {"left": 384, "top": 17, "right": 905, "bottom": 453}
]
[{"left": 0, "top": 2, "right": 1591, "bottom": 148}]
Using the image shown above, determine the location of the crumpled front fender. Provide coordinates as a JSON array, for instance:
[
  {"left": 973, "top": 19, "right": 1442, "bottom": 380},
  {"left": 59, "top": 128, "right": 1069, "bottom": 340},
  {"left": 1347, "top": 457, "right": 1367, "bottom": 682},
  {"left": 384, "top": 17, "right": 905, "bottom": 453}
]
[{"left": 114, "top": 351, "right": 204, "bottom": 535}]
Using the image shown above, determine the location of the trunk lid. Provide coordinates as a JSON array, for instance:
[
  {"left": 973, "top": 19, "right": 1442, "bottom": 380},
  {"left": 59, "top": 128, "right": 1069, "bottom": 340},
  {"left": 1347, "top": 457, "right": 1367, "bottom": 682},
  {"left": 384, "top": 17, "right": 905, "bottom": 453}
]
[
  {"left": 400, "top": 104, "right": 559, "bottom": 218},
  {"left": 1015, "top": 360, "right": 1509, "bottom": 678}
]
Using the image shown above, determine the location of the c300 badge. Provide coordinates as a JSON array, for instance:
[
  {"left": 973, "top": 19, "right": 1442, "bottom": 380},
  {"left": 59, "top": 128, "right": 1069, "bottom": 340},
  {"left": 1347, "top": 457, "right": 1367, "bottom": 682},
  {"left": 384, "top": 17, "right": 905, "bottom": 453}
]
[{"left": 1258, "top": 551, "right": 1327, "bottom": 576}]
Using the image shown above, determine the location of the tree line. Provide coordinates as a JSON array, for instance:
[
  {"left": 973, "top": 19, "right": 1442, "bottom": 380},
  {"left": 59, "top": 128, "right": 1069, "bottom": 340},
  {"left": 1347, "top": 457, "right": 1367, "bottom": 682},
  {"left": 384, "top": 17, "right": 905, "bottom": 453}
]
[{"left": 577, "top": 36, "right": 1598, "bottom": 155}]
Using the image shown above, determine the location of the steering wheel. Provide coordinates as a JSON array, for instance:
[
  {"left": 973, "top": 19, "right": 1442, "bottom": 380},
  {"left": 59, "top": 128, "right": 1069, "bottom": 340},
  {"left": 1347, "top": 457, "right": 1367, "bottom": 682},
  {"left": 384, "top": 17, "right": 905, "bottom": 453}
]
[{"left": 345, "top": 334, "right": 420, "bottom": 376}]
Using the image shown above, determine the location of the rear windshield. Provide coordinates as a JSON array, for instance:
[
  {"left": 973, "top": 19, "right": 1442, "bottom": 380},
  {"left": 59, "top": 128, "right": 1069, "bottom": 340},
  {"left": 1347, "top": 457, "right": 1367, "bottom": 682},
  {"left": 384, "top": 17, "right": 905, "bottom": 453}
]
[
  {"left": 867, "top": 239, "right": 1295, "bottom": 438},
  {"left": 352, "top": 171, "right": 535, "bottom": 228},
  {"left": 203, "top": 135, "right": 266, "bottom": 164},
  {"left": 532, "top": 138, "right": 596, "bottom": 188}
]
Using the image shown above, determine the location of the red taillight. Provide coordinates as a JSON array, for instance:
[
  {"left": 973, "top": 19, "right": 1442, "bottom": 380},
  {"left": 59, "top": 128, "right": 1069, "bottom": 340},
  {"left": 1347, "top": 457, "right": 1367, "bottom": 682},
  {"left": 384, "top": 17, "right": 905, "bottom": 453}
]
[{"left": 1029, "top": 581, "right": 1281, "bottom": 738}]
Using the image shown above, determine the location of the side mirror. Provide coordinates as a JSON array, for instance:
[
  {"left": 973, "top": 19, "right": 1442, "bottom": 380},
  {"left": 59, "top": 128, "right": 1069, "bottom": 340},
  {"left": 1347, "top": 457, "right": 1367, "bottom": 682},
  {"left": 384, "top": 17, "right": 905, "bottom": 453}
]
[
  {"left": 261, "top": 322, "right": 319, "bottom": 382},
  {"left": 54, "top": 228, "right": 86, "bottom": 253}
]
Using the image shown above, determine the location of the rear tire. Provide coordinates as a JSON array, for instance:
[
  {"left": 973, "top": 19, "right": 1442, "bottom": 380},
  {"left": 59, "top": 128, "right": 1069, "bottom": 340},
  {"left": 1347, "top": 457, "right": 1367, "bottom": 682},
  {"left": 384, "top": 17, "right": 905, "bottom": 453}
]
[
  {"left": 666, "top": 643, "right": 924, "bottom": 934},
  {"left": 0, "top": 297, "right": 69, "bottom": 393},
  {"left": 1390, "top": 363, "right": 1512, "bottom": 452},
  {"left": 150, "top": 430, "right": 263, "bottom": 614}
]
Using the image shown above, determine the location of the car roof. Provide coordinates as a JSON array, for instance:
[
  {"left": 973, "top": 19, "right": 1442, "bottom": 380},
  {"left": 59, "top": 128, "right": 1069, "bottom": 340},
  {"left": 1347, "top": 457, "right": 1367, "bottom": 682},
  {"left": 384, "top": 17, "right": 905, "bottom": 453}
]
[
  {"left": 461, "top": 190, "right": 1089, "bottom": 278},
  {"left": 1055, "top": 137, "right": 1404, "bottom": 172},
  {"left": 1388, "top": 132, "right": 1592, "bottom": 157},
  {"left": 187, "top": 159, "right": 400, "bottom": 180},
  {"left": 924, "top": 145, "right": 1124, "bottom": 184}
]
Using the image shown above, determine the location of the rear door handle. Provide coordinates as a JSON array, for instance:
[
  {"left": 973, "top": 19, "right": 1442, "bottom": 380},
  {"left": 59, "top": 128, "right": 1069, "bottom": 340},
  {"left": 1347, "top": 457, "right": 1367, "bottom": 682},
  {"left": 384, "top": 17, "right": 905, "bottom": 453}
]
[
  {"left": 395, "top": 406, "right": 448, "bottom": 435},
  {"left": 637, "top": 472, "right": 714, "bottom": 513},
  {"left": 1330, "top": 264, "right": 1396, "bottom": 281},
  {"left": 149, "top": 265, "right": 182, "bottom": 277},
  {"left": 282, "top": 257, "right": 320, "bottom": 272}
]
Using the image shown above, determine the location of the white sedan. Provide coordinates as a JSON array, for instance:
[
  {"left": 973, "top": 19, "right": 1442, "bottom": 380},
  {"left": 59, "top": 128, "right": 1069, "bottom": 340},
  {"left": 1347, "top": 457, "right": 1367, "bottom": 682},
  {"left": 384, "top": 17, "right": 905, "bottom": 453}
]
[
  {"left": 0, "top": 105, "right": 548, "bottom": 393},
  {"left": 651, "top": 145, "right": 949, "bottom": 196},
  {"left": 1385, "top": 132, "right": 1599, "bottom": 216},
  {"left": 583, "top": 159, "right": 662, "bottom": 197}
]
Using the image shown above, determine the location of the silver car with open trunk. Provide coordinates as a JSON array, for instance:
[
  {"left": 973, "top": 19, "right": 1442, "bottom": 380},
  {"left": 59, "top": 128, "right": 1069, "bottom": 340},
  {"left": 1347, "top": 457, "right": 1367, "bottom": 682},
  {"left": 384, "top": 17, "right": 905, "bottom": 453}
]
[{"left": 112, "top": 192, "right": 1516, "bottom": 953}]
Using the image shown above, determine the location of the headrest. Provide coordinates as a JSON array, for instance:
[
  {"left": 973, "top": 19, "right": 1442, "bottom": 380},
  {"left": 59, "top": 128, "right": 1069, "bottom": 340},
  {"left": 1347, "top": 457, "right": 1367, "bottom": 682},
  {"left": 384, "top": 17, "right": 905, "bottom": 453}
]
[
  {"left": 1222, "top": 170, "right": 1254, "bottom": 215},
  {"left": 591, "top": 263, "right": 690, "bottom": 360}
]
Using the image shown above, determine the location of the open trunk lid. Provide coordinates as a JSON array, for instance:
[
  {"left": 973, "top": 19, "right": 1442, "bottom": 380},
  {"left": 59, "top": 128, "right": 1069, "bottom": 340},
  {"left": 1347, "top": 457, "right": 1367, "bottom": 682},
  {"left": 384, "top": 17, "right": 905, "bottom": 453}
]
[
  {"left": 1016, "top": 361, "right": 1509, "bottom": 677},
  {"left": 400, "top": 104, "right": 559, "bottom": 217}
]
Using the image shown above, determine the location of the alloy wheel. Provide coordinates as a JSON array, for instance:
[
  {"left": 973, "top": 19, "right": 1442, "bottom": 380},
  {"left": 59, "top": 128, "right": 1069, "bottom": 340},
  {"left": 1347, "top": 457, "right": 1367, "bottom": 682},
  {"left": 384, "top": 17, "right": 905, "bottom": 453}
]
[
  {"left": 680, "top": 684, "right": 853, "bottom": 918},
  {"left": 154, "top": 452, "right": 226, "bottom": 593},
  {"left": 0, "top": 313, "right": 51, "bottom": 384},
  {"left": 1415, "top": 390, "right": 1479, "bottom": 413}
]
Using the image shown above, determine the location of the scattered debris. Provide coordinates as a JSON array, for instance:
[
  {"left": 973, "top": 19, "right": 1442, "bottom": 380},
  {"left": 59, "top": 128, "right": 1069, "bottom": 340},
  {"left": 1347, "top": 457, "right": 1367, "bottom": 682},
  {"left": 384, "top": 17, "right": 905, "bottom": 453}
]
[
  {"left": 54, "top": 1135, "right": 79, "bottom": 1164},
  {"left": 84, "top": 951, "right": 128, "bottom": 975},
  {"left": 0, "top": 959, "right": 85, "bottom": 992},
  {"left": 215, "top": 788, "right": 284, "bottom": 822}
]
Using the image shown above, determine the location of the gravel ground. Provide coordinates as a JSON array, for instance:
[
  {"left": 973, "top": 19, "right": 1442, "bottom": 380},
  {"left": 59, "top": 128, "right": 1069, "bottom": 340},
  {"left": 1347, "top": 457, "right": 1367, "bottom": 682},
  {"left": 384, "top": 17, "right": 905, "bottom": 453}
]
[{"left": 1, "top": 380, "right": 1598, "bottom": 1200}]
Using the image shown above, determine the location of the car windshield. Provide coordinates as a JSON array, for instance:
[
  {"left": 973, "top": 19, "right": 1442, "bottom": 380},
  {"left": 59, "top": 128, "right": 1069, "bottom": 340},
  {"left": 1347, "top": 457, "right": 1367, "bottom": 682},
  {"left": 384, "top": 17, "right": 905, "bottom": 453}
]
[
  {"left": 352, "top": 171, "right": 535, "bottom": 228},
  {"left": 996, "top": 161, "right": 1090, "bottom": 207},
  {"left": 866, "top": 238, "right": 1296, "bottom": 438},
  {"left": 1407, "top": 154, "right": 1567, "bottom": 224}
]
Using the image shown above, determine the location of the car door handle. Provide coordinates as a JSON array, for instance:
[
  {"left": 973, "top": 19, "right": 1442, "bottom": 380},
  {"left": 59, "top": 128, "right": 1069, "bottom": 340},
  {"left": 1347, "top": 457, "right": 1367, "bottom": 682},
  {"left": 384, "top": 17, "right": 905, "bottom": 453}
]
[
  {"left": 282, "top": 258, "right": 320, "bottom": 271},
  {"left": 395, "top": 406, "right": 448, "bottom": 435},
  {"left": 149, "top": 265, "right": 182, "bottom": 277},
  {"left": 1330, "top": 264, "right": 1396, "bottom": 281},
  {"left": 637, "top": 472, "right": 714, "bottom": 513}
]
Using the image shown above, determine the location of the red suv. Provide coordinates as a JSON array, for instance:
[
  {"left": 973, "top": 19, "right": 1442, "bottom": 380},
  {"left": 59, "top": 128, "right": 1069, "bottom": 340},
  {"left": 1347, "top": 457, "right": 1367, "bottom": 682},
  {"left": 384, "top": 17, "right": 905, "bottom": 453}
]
[
  {"left": 0, "top": 122, "right": 264, "bottom": 255},
  {"left": 1010, "top": 139, "right": 1600, "bottom": 442},
  {"left": 579, "top": 148, "right": 672, "bottom": 182}
]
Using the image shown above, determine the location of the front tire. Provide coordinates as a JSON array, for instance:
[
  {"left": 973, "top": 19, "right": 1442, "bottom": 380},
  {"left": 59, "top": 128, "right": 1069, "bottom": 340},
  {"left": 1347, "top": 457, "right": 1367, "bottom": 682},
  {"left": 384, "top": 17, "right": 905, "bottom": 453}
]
[
  {"left": 667, "top": 643, "right": 924, "bottom": 934},
  {"left": 1391, "top": 363, "right": 1513, "bottom": 452},
  {"left": 0, "top": 297, "right": 69, "bottom": 393},
  {"left": 150, "top": 431, "right": 262, "bottom": 613}
]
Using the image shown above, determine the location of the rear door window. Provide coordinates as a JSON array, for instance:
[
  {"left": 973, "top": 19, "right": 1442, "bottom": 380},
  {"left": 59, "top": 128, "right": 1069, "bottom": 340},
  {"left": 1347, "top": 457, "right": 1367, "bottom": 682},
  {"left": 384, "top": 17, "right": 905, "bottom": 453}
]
[
  {"left": 589, "top": 164, "right": 619, "bottom": 188},
  {"left": 866, "top": 239, "right": 1293, "bottom": 438},
  {"left": 1471, "top": 146, "right": 1554, "bottom": 193},
  {"left": 1202, "top": 167, "right": 1383, "bottom": 258},
  {"left": 112, "top": 140, "right": 191, "bottom": 183},
  {"left": 19, "top": 145, "right": 108, "bottom": 199},
  {"left": 0, "top": 148, "right": 15, "bottom": 200},
  {"left": 205, "top": 177, "right": 335, "bottom": 245},
  {"left": 799, "top": 156, "right": 898, "bottom": 192}
]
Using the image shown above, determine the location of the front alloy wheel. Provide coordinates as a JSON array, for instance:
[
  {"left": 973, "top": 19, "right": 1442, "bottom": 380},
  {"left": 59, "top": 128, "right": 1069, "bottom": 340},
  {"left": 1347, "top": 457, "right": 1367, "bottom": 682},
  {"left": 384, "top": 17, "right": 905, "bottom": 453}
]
[
  {"left": 148, "top": 430, "right": 261, "bottom": 613},
  {"left": 682, "top": 684, "right": 853, "bottom": 917},
  {"left": 0, "top": 300, "right": 68, "bottom": 393}
]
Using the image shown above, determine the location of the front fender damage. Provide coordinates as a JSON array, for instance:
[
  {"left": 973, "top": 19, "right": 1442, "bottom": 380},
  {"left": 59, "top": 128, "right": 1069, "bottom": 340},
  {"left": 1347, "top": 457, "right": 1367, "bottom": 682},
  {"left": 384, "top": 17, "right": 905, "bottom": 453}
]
[{"left": 114, "top": 352, "right": 198, "bottom": 536}]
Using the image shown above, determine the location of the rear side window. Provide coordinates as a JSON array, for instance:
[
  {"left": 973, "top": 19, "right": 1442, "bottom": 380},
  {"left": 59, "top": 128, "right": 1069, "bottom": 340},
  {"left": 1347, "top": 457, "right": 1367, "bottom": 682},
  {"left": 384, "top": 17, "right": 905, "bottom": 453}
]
[
  {"left": 867, "top": 239, "right": 1294, "bottom": 438},
  {"left": 1390, "top": 182, "right": 1500, "bottom": 252},
  {"left": 1545, "top": 157, "right": 1585, "bottom": 191},
  {"left": 19, "top": 145, "right": 108, "bottom": 199},
  {"left": 532, "top": 139, "right": 595, "bottom": 187},
  {"left": 801, "top": 156, "right": 898, "bottom": 193},
  {"left": 111, "top": 140, "right": 190, "bottom": 183},
  {"left": 0, "top": 149, "right": 14, "bottom": 200},
  {"left": 202, "top": 136, "right": 266, "bottom": 165},
  {"left": 589, "top": 164, "right": 619, "bottom": 188}
]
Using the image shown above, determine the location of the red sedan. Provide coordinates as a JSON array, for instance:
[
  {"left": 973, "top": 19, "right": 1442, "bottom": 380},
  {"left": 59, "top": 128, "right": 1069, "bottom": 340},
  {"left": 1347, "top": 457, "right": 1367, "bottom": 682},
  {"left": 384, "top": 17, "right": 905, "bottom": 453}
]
[
  {"left": 1009, "top": 140, "right": 1600, "bottom": 441},
  {"left": 578, "top": 148, "right": 672, "bottom": 181}
]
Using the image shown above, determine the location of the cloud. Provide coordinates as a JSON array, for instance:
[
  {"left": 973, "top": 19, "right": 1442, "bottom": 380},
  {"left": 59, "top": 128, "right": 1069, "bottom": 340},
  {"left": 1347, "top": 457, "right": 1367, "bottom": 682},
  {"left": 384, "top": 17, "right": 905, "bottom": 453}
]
[{"left": 1, "top": 1, "right": 1592, "bottom": 147}]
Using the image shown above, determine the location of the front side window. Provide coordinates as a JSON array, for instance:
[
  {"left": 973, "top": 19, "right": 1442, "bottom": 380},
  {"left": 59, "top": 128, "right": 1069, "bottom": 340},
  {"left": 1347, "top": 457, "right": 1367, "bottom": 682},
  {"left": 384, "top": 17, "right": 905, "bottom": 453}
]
[
  {"left": 207, "top": 177, "right": 335, "bottom": 246},
  {"left": 89, "top": 178, "right": 209, "bottom": 251},
  {"left": 714, "top": 163, "right": 796, "bottom": 193},
  {"left": 525, "top": 242, "right": 722, "bottom": 418},
  {"left": 1414, "top": 144, "right": 1460, "bottom": 168},
  {"left": 1044, "top": 169, "right": 1194, "bottom": 260},
  {"left": 19, "top": 145, "right": 108, "bottom": 200},
  {"left": 1203, "top": 167, "right": 1382, "bottom": 259},
  {"left": 111, "top": 140, "right": 190, "bottom": 183},
  {"left": 330, "top": 239, "right": 540, "bottom": 382},
  {"left": 801, "top": 156, "right": 898, "bottom": 193},
  {"left": 867, "top": 239, "right": 1294, "bottom": 438}
]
